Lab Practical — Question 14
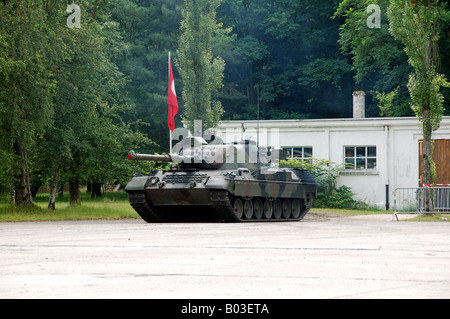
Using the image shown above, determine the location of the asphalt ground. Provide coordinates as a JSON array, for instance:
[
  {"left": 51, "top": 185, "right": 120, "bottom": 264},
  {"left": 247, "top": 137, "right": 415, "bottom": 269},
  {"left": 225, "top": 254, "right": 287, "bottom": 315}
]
[{"left": 1, "top": 212, "right": 449, "bottom": 299}]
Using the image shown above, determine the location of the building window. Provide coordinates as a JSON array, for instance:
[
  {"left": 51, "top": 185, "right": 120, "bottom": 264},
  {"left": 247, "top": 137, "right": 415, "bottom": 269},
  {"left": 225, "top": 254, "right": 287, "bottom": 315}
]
[
  {"left": 344, "top": 146, "right": 376, "bottom": 170},
  {"left": 283, "top": 147, "right": 313, "bottom": 162}
]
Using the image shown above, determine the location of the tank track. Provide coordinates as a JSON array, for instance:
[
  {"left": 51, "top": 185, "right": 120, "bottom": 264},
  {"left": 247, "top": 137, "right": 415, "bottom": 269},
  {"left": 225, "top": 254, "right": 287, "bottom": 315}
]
[
  {"left": 128, "top": 192, "right": 162, "bottom": 223},
  {"left": 128, "top": 190, "right": 312, "bottom": 223}
]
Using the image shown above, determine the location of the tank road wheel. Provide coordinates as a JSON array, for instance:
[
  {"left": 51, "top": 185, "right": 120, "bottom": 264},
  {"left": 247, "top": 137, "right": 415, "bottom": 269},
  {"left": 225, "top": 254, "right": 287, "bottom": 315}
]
[
  {"left": 273, "top": 199, "right": 282, "bottom": 219},
  {"left": 282, "top": 199, "right": 292, "bottom": 219},
  {"left": 243, "top": 199, "right": 254, "bottom": 219},
  {"left": 263, "top": 199, "right": 273, "bottom": 219},
  {"left": 232, "top": 198, "right": 244, "bottom": 220},
  {"left": 291, "top": 199, "right": 301, "bottom": 219},
  {"left": 253, "top": 198, "right": 264, "bottom": 219}
]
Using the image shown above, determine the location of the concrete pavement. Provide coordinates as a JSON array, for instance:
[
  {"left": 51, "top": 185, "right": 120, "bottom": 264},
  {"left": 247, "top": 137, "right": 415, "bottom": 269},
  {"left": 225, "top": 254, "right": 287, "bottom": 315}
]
[{"left": 1, "top": 213, "right": 449, "bottom": 299}]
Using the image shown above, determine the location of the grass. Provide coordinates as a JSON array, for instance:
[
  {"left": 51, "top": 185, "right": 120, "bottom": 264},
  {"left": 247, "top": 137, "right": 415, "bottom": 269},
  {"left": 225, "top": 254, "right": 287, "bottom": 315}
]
[
  {"left": 311, "top": 207, "right": 389, "bottom": 216},
  {"left": 0, "top": 191, "right": 386, "bottom": 222},
  {"left": 402, "top": 213, "right": 450, "bottom": 222},
  {"left": 1, "top": 191, "right": 447, "bottom": 222},
  {"left": 0, "top": 191, "right": 139, "bottom": 222}
]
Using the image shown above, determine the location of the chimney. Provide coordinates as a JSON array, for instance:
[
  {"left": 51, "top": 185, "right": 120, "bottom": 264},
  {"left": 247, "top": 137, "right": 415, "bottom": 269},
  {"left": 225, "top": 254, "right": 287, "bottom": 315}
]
[{"left": 352, "top": 90, "right": 365, "bottom": 118}]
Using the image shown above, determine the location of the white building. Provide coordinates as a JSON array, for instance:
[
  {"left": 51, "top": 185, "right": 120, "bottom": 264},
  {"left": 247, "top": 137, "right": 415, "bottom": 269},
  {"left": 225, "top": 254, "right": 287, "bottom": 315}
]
[{"left": 217, "top": 95, "right": 450, "bottom": 210}]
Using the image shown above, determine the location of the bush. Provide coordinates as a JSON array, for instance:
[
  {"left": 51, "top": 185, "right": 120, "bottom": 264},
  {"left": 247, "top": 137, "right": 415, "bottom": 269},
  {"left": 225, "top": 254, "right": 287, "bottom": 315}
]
[{"left": 280, "top": 158, "right": 365, "bottom": 209}]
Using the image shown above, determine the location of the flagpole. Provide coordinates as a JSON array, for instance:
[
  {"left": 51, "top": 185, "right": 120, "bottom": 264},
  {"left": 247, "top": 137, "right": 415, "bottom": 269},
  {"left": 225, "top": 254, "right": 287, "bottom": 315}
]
[{"left": 169, "top": 51, "right": 173, "bottom": 153}]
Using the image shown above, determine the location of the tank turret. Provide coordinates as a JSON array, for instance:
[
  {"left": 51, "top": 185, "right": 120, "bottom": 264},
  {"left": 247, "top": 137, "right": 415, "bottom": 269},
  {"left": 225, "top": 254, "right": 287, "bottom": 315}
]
[
  {"left": 128, "top": 137, "right": 279, "bottom": 170},
  {"left": 125, "top": 136, "right": 318, "bottom": 223}
]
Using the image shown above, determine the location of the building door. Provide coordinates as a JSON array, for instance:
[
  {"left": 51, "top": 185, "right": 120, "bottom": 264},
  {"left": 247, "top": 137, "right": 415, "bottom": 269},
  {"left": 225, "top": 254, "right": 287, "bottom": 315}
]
[{"left": 419, "top": 139, "right": 450, "bottom": 186}]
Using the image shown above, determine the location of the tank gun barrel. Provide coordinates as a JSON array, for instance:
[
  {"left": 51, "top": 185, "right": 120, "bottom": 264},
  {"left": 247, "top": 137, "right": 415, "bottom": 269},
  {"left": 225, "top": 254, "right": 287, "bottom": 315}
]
[{"left": 127, "top": 150, "right": 172, "bottom": 162}]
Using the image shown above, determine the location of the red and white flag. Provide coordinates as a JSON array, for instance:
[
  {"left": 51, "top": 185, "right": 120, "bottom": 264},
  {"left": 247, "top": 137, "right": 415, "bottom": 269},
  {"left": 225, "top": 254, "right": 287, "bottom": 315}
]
[{"left": 167, "top": 59, "right": 178, "bottom": 132}]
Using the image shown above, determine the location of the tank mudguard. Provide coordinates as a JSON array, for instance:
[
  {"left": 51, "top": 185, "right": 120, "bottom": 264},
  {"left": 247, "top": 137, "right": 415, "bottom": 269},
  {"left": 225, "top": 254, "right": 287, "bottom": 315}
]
[
  {"left": 205, "top": 176, "right": 234, "bottom": 193},
  {"left": 125, "top": 176, "right": 148, "bottom": 192}
]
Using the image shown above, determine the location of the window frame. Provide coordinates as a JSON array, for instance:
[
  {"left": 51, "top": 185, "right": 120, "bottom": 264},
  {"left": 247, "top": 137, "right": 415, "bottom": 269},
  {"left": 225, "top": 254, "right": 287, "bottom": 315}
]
[
  {"left": 283, "top": 146, "right": 313, "bottom": 162},
  {"left": 344, "top": 146, "right": 377, "bottom": 171}
]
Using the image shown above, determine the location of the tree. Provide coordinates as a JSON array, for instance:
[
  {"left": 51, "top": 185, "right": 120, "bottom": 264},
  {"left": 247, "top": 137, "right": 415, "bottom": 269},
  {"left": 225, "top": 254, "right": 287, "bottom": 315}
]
[
  {"left": 0, "top": 0, "right": 154, "bottom": 209},
  {"left": 108, "top": 0, "right": 182, "bottom": 153},
  {"left": 40, "top": 2, "right": 151, "bottom": 207},
  {"left": 0, "top": 0, "right": 69, "bottom": 206},
  {"left": 219, "top": 0, "right": 354, "bottom": 120},
  {"left": 388, "top": 0, "right": 449, "bottom": 198},
  {"left": 334, "top": 0, "right": 414, "bottom": 116},
  {"left": 176, "top": 0, "right": 226, "bottom": 132}
]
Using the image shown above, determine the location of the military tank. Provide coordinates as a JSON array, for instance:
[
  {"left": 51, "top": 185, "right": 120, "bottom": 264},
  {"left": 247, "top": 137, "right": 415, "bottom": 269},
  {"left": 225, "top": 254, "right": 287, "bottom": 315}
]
[{"left": 125, "top": 136, "right": 318, "bottom": 222}]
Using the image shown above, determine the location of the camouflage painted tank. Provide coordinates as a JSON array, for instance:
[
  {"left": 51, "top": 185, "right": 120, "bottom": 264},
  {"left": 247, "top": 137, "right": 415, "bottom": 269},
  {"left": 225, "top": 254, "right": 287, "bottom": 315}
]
[{"left": 125, "top": 136, "right": 318, "bottom": 222}]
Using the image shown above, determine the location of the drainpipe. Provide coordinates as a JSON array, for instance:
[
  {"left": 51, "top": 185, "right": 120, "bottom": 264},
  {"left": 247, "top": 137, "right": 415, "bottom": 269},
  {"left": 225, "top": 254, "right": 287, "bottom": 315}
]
[{"left": 385, "top": 125, "right": 390, "bottom": 210}]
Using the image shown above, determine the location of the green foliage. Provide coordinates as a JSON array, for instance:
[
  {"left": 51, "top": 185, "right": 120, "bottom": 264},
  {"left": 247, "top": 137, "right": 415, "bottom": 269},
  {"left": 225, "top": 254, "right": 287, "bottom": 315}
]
[
  {"left": 334, "top": 0, "right": 413, "bottom": 116},
  {"left": 45, "top": 14, "right": 151, "bottom": 184},
  {"left": 176, "top": 0, "right": 226, "bottom": 132},
  {"left": 316, "top": 185, "right": 361, "bottom": 209},
  {"left": 0, "top": 0, "right": 73, "bottom": 205},
  {"left": 335, "top": 0, "right": 400, "bottom": 82},
  {"left": 387, "top": 0, "right": 450, "bottom": 134},
  {"left": 387, "top": 0, "right": 449, "bottom": 187},
  {"left": 108, "top": 0, "right": 182, "bottom": 153},
  {"left": 218, "top": 0, "right": 354, "bottom": 119},
  {"left": 0, "top": 1, "right": 152, "bottom": 206},
  {"left": 375, "top": 87, "right": 399, "bottom": 116},
  {"left": 335, "top": 0, "right": 450, "bottom": 116},
  {"left": 281, "top": 158, "right": 364, "bottom": 209},
  {"left": 408, "top": 72, "right": 450, "bottom": 136},
  {"left": 0, "top": 149, "right": 13, "bottom": 193}
]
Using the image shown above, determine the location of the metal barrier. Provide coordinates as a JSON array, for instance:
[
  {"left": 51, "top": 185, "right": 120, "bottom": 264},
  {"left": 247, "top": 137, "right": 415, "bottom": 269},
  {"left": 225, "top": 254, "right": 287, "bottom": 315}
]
[{"left": 393, "top": 187, "right": 450, "bottom": 220}]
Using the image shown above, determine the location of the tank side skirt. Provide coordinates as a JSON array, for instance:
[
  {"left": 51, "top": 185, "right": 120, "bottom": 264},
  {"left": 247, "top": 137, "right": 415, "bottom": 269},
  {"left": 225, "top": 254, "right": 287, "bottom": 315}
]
[{"left": 233, "top": 180, "right": 317, "bottom": 199}]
